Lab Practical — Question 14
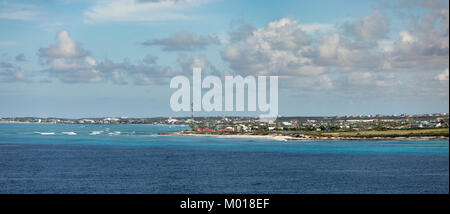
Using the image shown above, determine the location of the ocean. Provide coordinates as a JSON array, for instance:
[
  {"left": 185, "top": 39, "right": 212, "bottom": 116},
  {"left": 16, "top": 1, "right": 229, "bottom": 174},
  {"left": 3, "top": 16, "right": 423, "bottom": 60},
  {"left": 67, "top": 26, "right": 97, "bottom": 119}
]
[{"left": 0, "top": 123, "right": 448, "bottom": 194}]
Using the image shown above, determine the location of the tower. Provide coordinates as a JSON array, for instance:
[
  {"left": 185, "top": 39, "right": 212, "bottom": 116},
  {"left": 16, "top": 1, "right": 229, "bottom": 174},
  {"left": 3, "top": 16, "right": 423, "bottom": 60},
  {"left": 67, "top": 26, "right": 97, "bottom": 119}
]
[{"left": 191, "top": 102, "right": 194, "bottom": 121}]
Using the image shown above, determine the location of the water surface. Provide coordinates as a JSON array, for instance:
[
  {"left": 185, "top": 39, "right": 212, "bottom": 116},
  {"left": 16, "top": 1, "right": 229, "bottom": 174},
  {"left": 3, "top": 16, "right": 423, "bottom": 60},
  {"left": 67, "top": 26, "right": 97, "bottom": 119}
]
[{"left": 0, "top": 123, "right": 448, "bottom": 193}]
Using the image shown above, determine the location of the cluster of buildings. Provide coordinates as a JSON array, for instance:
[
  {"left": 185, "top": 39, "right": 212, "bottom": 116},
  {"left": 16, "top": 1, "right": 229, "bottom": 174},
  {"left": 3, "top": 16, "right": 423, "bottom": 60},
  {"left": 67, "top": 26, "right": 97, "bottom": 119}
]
[
  {"left": 0, "top": 117, "right": 161, "bottom": 124},
  {"left": 1, "top": 113, "right": 448, "bottom": 133},
  {"left": 164, "top": 113, "right": 450, "bottom": 133}
]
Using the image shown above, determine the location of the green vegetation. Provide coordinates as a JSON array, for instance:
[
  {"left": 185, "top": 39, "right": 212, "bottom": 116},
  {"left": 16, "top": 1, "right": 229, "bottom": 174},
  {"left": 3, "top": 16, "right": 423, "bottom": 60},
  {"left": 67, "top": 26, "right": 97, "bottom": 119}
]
[{"left": 314, "top": 128, "right": 449, "bottom": 138}]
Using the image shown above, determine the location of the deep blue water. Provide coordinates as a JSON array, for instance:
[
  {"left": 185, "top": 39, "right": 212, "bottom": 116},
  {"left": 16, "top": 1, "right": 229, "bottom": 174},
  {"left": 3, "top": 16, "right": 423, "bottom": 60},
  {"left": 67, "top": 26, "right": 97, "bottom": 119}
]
[{"left": 0, "top": 123, "right": 448, "bottom": 193}]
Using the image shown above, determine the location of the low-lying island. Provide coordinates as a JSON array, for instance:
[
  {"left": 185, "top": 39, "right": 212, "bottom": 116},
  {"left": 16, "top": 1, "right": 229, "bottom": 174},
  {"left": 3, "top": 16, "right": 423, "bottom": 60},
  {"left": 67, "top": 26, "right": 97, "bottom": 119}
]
[{"left": 159, "top": 128, "right": 450, "bottom": 141}]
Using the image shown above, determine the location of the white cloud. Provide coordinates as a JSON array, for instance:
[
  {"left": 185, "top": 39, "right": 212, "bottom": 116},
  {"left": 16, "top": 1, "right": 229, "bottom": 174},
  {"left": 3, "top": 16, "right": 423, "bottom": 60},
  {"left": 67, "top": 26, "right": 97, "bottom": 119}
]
[
  {"left": 0, "top": 2, "right": 41, "bottom": 21},
  {"left": 176, "top": 54, "right": 221, "bottom": 76},
  {"left": 399, "top": 30, "right": 416, "bottom": 43},
  {"left": 319, "top": 75, "right": 333, "bottom": 90},
  {"left": 347, "top": 72, "right": 374, "bottom": 85},
  {"left": 222, "top": 18, "right": 319, "bottom": 77},
  {"left": 283, "top": 75, "right": 334, "bottom": 91},
  {"left": 221, "top": 17, "right": 388, "bottom": 90},
  {"left": 436, "top": 68, "right": 449, "bottom": 81},
  {"left": 299, "top": 23, "right": 335, "bottom": 33},
  {"left": 222, "top": 5, "right": 447, "bottom": 79},
  {"left": 13, "top": 69, "right": 26, "bottom": 80},
  {"left": 96, "top": 57, "right": 179, "bottom": 85},
  {"left": 316, "top": 33, "right": 381, "bottom": 69},
  {"left": 0, "top": 10, "right": 41, "bottom": 20},
  {"left": 375, "top": 80, "right": 389, "bottom": 87},
  {"left": 318, "top": 34, "right": 341, "bottom": 59},
  {"left": 0, "top": 62, "right": 28, "bottom": 83},
  {"left": 344, "top": 9, "right": 390, "bottom": 39},
  {"left": 40, "top": 31, "right": 88, "bottom": 58},
  {"left": 84, "top": 0, "right": 209, "bottom": 23},
  {"left": 378, "top": 40, "right": 394, "bottom": 52},
  {"left": 387, "top": 7, "right": 449, "bottom": 71},
  {"left": 142, "top": 31, "right": 220, "bottom": 51},
  {"left": 112, "top": 71, "right": 127, "bottom": 85},
  {"left": 39, "top": 30, "right": 102, "bottom": 83},
  {"left": 296, "top": 66, "right": 326, "bottom": 76}
]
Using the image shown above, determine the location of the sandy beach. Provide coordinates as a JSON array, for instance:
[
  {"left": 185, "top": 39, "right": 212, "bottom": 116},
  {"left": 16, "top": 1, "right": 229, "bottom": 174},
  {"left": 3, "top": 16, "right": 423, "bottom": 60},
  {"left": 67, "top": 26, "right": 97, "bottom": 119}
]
[
  {"left": 161, "top": 132, "right": 292, "bottom": 141},
  {"left": 160, "top": 132, "right": 449, "bottom": 141}
]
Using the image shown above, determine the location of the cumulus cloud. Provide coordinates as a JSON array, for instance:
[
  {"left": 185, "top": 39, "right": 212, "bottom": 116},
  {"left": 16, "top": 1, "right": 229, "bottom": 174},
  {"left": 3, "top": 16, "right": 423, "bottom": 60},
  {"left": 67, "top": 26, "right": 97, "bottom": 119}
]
[
  {"left": 6, "top": 0, "right": 448, "bottom": 101},
  {"left": 314, "top": 33, "right": 381, "bottom": 69},
  {"left": 221, "top": 18, "right": 345, "bottom": 91},
  {"left": 142, "top": 31, "right": 220, "bottom": 51},
  {"left": 311, "top": 3, "right": 448, "bottom": 74},
  {"left": 96, "top": 58, "right": 179, "bottom": 85},
  {"left": 385, "top": 7, "right": 449, "bottom": 71},
  {"left": 228, "top": 20, "right": 256, "bottom": 42},
  {"left": 0, "top": 61, "right": 28, "bottom": 83},
  {"left": 343, "top": 9, "right": 390, "bottom": 40},
  {"left": 222, "top": 18, "right": 321, "bottom": 76},
  {"left": 221, "top": 17, "right": 388, "bottom": 91},
  {"left": 176, "top": 54, "right": 223, "bottom": 76},
  {"left": 219, "top": 9, "right": 440, "bottom": 95},
  {"left": 221, "top": 2, "right": 448, "bottom": 93},
  {"left": 282, "top": 74, "right": 334, "bottom": 91},
  {"left": 132, "top": 66, "right": 176, "bottom": 85},
  {"left": 39, "top": 30, "right": 102, "bottom": 83},
  {"left": 221, "top": 17, "right": 384, "bottom": 80},
  {"left": 347, "top": 72, "right": 374, "bottom": 85},
  {"left": 37, "top": 30, "right": 184, "bottom": 85},
  {"left": 299, "top": 23, "right": 335, "bottom": 33},
  {"left": 345, "top": 71, "right": 400, "bottom": 88},
  {"left": 84, "top": 0, "right": 208, "bottom": 23},
  {"left": 177, "top": 54, "right": 208, "bottom": 71},
  {"left": 319, "top": 75, "right": 333, "bottom": 90}
]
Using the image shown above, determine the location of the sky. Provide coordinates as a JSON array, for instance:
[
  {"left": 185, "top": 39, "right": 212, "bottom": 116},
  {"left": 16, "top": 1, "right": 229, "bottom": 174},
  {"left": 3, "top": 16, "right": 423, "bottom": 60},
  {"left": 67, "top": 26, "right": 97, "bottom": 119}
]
[{"left": 0, "top": 0, "right": 449, "bottom": 118}]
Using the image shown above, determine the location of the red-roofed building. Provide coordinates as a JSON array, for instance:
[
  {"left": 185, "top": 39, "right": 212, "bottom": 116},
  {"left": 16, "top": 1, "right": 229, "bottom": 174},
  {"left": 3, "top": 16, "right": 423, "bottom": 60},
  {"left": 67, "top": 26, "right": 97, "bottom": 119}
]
[{"left": 217, "top": 128, "right": 233, "bottom": 132}]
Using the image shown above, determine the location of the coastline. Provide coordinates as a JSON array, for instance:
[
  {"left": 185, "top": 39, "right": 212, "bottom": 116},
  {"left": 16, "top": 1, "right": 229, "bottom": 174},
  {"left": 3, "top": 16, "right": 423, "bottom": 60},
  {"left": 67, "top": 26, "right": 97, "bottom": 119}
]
[{"left": 159, "top": 132, "right": 450, "bottom": 141}]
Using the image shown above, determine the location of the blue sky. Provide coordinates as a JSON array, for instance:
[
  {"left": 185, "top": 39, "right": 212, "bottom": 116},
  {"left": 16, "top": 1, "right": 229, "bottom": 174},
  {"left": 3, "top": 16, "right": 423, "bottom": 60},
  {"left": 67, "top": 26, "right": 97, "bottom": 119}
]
[{"left": 0, "top": 0, "right": 449, "bottom": 118}]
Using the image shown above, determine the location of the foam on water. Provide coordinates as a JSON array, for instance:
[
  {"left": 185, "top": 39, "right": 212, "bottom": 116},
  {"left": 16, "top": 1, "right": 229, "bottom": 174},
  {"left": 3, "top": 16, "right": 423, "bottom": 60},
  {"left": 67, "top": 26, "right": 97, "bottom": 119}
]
[
  {"left": 90, "top": 131, "right": 103, "bottom": 135},
  {"left": 39, "top": 132, "right": 55, "bottom": 135}
]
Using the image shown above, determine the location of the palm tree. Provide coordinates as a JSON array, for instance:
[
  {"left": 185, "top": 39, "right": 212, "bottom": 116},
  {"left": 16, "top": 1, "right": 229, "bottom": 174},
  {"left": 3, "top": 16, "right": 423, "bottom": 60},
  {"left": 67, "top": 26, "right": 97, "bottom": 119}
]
[{"left": 189, "top": 121, "right": 195, "bottom": 130}]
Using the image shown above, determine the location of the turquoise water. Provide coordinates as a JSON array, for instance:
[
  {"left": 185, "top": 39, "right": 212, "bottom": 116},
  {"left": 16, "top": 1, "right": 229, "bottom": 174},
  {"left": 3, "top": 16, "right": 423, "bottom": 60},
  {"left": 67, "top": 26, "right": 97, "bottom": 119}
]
[
  {"left": 1, "top": 123, "right": 448, "bottom": 155},
  {"left": 0, "top": 123, "right": 448, "bottom": 193}
]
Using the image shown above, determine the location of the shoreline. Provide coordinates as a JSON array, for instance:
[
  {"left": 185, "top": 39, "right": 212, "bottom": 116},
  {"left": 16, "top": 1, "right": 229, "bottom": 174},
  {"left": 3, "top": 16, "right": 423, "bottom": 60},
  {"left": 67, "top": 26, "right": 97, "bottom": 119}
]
[{"left": 159, "top": 132, "right": 450, "bottom": 141}]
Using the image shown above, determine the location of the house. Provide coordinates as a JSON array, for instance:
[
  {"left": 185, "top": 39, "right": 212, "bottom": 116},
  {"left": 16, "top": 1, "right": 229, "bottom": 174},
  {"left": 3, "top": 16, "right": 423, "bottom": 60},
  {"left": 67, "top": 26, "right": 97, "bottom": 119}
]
[
  {"left": 282, "top": 122, "right": 292, "bottom": 126},
  {"left": 194, "top": 128, "right": 214, "bottom": 132},
  {"left": 167, "top": 117, "right": 179, "bottom": 124}
]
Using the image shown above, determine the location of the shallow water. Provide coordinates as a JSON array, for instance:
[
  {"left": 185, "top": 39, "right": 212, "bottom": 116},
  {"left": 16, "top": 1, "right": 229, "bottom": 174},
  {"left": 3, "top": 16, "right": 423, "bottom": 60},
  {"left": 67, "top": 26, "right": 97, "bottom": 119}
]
[{"left": 0, "top": 123, "right": 448, "bottom": 193}]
